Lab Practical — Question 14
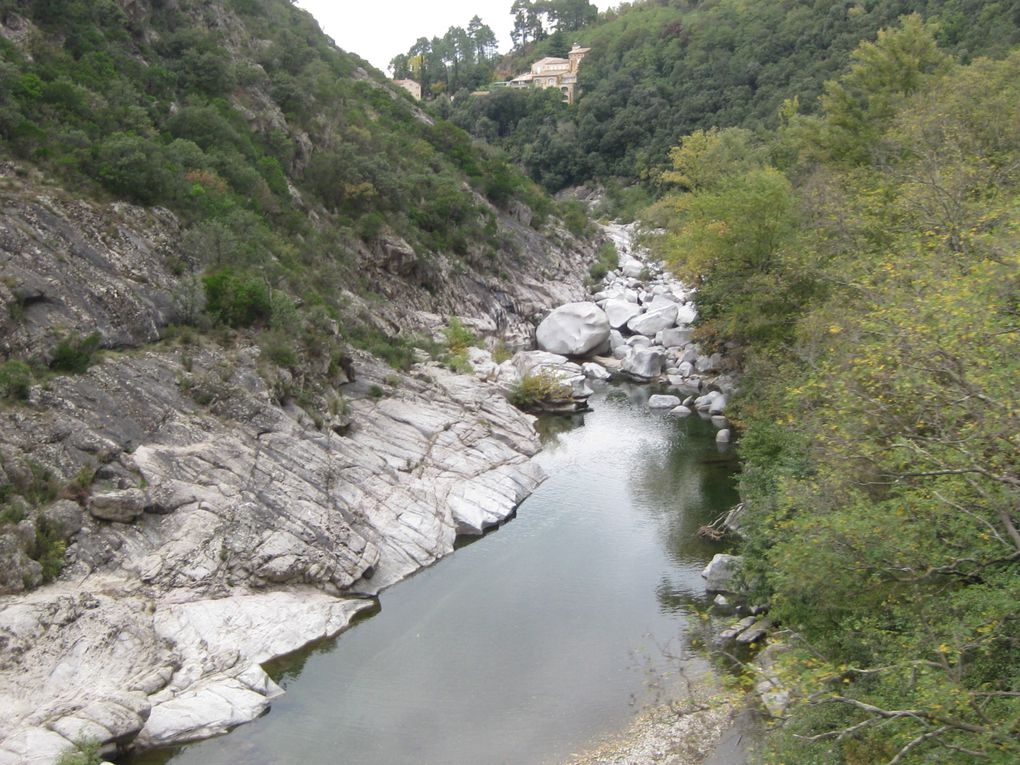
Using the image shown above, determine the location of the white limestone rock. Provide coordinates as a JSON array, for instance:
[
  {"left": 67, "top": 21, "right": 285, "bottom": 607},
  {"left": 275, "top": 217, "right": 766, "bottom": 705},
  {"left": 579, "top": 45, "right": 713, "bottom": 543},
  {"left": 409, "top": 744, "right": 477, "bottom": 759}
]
[
  {"left": 648, "top": 394, "right": 682, "bottom": 409},
  {"left": 657, "top": 327, "right": 693, "bottom": 348},
  {"left": 621, "top": 260, "right": 645, "bottom": 279},
  {"left": 621, "top": 348, "right": 665, "bottom": 380},
  {"left": 676, "top": 302, "right": 698, "bottom": 325},
  {"left": 88, "top": 489, "right": 148, "bottom": 523},
  {"left": 702, "top": 554, "right": 743, "bottom": 592},
  {"left": 627, "top": 303, "right": 678, "bottom": 337},
  {"left": 138, "top": 677, "right": 270, "bottom": 748},
  {"left": 603, "top": 299, "right": 643, "bottom": 330},
  {"left": 536, "top": 302, "right": 611, "bottom": 357},
  {"left": 582, "top": 362, "right": 612, "bottom": 381}
]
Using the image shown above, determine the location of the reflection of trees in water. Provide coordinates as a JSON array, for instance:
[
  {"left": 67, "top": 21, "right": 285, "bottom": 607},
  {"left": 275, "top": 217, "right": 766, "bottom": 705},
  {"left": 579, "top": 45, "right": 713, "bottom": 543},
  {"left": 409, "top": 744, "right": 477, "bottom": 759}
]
[
  {"left": 535, "top": 411, "right": 586, "bottom": 452},
  {"left": 263, "top": 601, "right": 382, "bottom": 686},
  {"left": 628, "top": 413, "right": 740, "bottom": 576},
  {"left": 655, "top": 576, "right": 711, "bottom": 615}
]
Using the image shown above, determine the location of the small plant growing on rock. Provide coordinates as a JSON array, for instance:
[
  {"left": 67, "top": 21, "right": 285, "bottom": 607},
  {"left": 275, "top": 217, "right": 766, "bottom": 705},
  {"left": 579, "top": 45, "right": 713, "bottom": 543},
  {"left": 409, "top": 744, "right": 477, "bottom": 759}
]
[
  {"left": 443, "top": 317, "right": 476, "bottom": 374},
  {"left": 0, "top": 360, "right": 33, "bottom": 400},
  {"left": 443, "top": 317, "right": 475, "bottom": 354},
  {"left": 50, "top": 333, "right": 102, "bottom": 374},
  {"left": 492, "top": 341, "right": 513, "bottom": 364},
  {"left": 588, "top": 241, "right": 619, "bottom": 282},
  {"left": 508, "top": 371, "right": 572, "bottom": 411},
  {"left": 56, "top": 739, "right": 102, "bottom": 765}
]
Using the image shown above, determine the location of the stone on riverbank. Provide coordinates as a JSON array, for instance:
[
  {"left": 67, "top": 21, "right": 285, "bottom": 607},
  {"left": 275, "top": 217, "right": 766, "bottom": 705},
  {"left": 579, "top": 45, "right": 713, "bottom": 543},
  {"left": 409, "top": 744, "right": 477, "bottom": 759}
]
[
  {"left": 602, "top": 299, "right": 644, "bottom": 330},
  {"left": 702, "top": 554, "right": 743, "bottom": 593},
  {"left": 648, "top": 395, "right": 682, "bottom": 409},
  {"left": 536, "top": 302, "right": 611, "bottom": 357},
  {"left": 626, "top": 304, "right": 678, "bottom": 337},
  {"left": 621, "top": 348, "right": 665, "bottom": 381}
]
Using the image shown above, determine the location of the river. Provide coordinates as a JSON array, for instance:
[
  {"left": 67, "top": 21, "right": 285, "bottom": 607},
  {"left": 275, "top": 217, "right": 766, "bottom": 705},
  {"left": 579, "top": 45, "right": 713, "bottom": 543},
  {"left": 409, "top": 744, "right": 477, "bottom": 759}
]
[{"left": 127, "top": 383, "right": 738, "bottom": 765}]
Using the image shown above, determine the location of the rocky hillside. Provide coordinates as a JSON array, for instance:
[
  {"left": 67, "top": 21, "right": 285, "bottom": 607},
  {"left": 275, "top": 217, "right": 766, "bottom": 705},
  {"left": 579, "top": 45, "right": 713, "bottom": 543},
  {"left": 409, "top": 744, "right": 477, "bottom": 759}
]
[{"left": 0, "top": 1, "right": 598, "bottom": 761}]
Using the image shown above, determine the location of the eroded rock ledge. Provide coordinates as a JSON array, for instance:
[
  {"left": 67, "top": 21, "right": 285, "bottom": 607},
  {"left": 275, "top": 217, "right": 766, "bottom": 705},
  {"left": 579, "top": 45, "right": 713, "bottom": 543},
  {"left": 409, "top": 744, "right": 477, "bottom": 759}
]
[{"left": 0, "top": 348, "right": 546, "bottom": 763}]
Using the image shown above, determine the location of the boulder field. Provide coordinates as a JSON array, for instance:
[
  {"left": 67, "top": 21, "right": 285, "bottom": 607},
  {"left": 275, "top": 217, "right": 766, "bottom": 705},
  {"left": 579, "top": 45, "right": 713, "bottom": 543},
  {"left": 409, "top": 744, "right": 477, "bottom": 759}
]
[{"left": 525, "top": 222, "right": 738, "bottom": 426}]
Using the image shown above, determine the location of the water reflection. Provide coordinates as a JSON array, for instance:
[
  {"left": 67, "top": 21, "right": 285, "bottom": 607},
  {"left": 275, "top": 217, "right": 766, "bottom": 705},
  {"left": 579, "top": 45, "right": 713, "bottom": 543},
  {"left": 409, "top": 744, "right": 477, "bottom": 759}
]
[{"left": 534, "top": 410, "right": 586, "bottom": 451}]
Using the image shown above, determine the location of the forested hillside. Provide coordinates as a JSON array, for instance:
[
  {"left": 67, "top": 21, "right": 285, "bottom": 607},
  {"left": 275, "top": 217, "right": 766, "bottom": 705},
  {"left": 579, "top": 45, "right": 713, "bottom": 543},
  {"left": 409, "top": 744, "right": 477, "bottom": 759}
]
[
  {"left": 0, "top": 0, "right": 558, "bottom": 340},
  {"left": 650, "top": 15, "right": 1020, "bottom": 764},
  {"left": 0, "top": 0, "right": 591, "bottom": 595},
  {"left": 449, "top": 0, "right": 1020, "bottom": 193}
]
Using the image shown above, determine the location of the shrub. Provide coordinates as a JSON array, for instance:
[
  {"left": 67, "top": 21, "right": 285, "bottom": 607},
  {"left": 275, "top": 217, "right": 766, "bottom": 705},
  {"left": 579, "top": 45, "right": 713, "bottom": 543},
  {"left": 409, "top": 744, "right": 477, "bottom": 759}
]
[
  {"left": 50, "top": 333, "right": 101, "bottom": 374},
  {"left": 508, "top": 371, "right": 571, "bottom": 410},
  {"left": 446, "top": 351, "right": 472, "bottom": 375},
  {"left": 31, "top": 516, "right": 66, "bottom": 583},
  {"left": 443, "top": 317, "right": 475, "bottom": 354},
  {"left": 90, "top": 133, "right": 172, "bottom": 205},
  {"left": 588, "top": 241, "right": 619, "bottom": 282},
  {"left": 492, "top": 341, "right": 512, "bottom": 364},
  {"left": 560, "top": 200, "right": 592, "bottom": 238},
  {"left": 260, "top": 330, "right": 298, "bottom": 368},
  {"left": 346, "top": 326, "right": 415, "bottom": 371},
  {"left": 0, "top": 359, "right": 33, "bottom": 400},
  {"left": 55, "top": 739, "right": 102, "bottom": 765},
  {"left": 202, "top": 268, "right": 273, "bottom": 327}
]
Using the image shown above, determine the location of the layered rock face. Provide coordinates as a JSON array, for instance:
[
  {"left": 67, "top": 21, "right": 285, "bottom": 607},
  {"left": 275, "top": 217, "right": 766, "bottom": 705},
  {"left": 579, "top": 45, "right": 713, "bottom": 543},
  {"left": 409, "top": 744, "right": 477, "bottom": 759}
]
[
  {"left": 0, "top": 347, "right": 547, "bottom": 761},
  {"left": 0, "top": 166, "right": 589, "bottom": 761}
]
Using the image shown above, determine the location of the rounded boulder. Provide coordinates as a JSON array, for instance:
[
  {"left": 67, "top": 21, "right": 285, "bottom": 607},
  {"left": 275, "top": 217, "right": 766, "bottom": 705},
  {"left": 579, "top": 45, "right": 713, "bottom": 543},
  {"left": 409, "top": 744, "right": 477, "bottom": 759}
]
[{"left": 536, "top": 302, "right": 611, "bottom": 357}]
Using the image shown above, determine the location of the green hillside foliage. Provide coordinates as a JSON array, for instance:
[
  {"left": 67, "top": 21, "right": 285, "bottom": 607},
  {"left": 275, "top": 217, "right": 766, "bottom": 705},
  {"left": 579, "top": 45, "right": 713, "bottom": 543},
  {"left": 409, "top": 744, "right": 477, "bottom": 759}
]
[
  {"left": 653, "top": 16, "right": 1020, "bottom": 764},
  {"left": 0, "top": 0, "right": 569, "bottom": 435},
  {"left": 0, "top": 0, "right": 553, "bottom": 308},
  {"left": 451, "top": 0, "right": 1020, "bottom": 191}
]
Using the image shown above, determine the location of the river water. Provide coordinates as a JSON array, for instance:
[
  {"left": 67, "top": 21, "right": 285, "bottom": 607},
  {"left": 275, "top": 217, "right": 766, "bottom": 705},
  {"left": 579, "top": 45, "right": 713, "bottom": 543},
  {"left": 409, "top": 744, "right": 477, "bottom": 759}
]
[{"left": 130, "top": 384, "right": 738, "bottom": 765}]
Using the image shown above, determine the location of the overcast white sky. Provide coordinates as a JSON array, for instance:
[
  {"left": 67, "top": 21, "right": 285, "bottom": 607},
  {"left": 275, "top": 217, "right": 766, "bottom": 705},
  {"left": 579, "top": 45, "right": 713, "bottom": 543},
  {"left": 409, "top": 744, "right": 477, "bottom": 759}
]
[{"left": 297, "top": 1, "right": 613, "bottom": 74}]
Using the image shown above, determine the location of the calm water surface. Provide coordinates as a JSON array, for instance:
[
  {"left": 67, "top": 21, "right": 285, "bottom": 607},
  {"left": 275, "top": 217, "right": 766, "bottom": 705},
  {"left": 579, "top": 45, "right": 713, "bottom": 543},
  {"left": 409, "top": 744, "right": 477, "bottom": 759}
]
[{"left": 130, "top": 384, "right": 738, "bottom": 765}]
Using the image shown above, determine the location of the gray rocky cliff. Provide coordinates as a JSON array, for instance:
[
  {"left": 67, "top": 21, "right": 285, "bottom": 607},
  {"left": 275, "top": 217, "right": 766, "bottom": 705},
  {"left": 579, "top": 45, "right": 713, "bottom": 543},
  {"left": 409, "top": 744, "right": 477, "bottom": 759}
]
[{"left": 0, "top": 162, "right": 590, "bottom": 762}]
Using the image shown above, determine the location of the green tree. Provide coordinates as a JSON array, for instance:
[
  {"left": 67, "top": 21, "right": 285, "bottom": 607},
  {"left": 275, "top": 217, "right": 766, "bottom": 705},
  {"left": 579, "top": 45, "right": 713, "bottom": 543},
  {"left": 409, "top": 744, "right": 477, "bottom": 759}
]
[{"left": 814, "top": 14, "right": 952, "bottom": 164}]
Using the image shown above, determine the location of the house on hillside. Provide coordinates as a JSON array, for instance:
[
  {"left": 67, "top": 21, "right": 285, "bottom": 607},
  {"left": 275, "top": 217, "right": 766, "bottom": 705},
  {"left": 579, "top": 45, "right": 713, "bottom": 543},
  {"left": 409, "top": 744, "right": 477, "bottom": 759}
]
[{"left": 509, "top": 43, "right": 591, "bottom": 104}]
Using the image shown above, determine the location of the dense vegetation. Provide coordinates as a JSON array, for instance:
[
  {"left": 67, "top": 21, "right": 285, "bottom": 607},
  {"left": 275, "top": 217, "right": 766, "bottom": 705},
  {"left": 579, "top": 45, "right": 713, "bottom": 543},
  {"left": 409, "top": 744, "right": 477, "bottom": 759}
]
[
  {"left": 652, "top": 15, "right": 1020, "bottom": 764},
  {"left": 0, "top": 0, "right": 561, "bottom": 368},
  {"left": 449, "top": 0, "right": 1020, "bottom": 193}
]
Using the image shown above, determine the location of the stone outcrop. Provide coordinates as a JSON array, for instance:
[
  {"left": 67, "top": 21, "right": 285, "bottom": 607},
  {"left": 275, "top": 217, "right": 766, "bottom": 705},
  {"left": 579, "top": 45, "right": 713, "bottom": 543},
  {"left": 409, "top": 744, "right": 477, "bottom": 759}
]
[{"left": 0, "top": 345, "right": 549, "bottom": 761}]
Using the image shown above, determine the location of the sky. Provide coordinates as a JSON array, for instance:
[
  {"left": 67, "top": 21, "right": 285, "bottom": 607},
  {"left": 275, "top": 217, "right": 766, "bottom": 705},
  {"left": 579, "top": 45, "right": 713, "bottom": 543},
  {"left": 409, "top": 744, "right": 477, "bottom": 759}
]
[{"left": 296, "top": 1, "right": 613, "bottom": 74}]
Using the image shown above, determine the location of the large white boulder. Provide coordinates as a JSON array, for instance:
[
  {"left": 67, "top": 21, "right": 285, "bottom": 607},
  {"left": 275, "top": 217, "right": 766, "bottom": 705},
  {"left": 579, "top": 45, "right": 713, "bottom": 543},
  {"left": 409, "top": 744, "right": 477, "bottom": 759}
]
[
  {"left": 676, "top": 302, "right": 698, "bottom": 325},
  {"left": 621, "top": 347, "right": 665, "bottom": 380},
  {"left": 536, "top": 302, "right": 611, "bottom": 357},
  {"left": 627, "top": 303, "right": 678, "bottom": 337},
  {"left": 621, "top": 260, "right": 645, "bottom": 279},
  {"left": 603, "top": 299, "right": 643, "bottom": 330}
]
